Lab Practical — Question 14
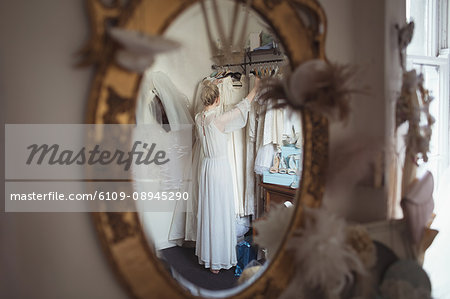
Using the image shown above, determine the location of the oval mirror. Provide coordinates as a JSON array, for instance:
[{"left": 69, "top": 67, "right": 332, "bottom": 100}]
[
  {"left": 85, "top": 0, "right": 328, "bottom": 298},
  {"left": 133, "top": 0, "right": 303, "bottom": 293}
]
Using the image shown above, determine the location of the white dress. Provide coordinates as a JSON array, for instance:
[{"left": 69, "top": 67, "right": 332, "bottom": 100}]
[
  {"left": 218, "top": 76, "right": 248, "bottom": 216},
  {"left": 195, "top": 98, "right": 251, "bottom": 270}
]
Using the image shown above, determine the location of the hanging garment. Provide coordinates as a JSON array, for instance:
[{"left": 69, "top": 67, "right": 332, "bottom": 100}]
[
  {"left": 254, "top": 143, "right": 277, "bottom": 175},
  {"left": 251, "top": 90, "right": 281, "bottom": 218},
  {"left": 242, "top": 75, "right": 262, "bottom": 216},
  {"left": 262, "top": 103, "right": 284, "bottom": 146},
  {"left": 136, "top": 71, "right": 193, "bottom": 131},
  {"left": 195, "top": 98, "right": 250, "bottom": 270},
  {"left": 254, "top": 105, "right": 301, "bottom": 176},
  {"left": 218, "top": 76, "right": 248, "bottom": 216},
  {"left": 283, "top": 107, "right": 303, "bottom": 143},
  {"left": 134, "top": 71, "right": 195, "bottom": 249},
  {"left": 168, "top": 137, "right": 202, "bottom": 243},
  {"left": 246, "top": 89, "right": 264, "bottom": 218},
  {"left": 252, "top": 92, "right": 270, "bottom": 161},
  {"left": 243, "top": 99, "right": 257, "bottom": 216}
]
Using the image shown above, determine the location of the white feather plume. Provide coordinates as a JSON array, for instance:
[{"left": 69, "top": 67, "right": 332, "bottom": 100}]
[
  {"left": 281, "top": 207, "right": 366, "bottom": 299},
  {"left": 253, "top": 204, "right": 295, "bottom": 260},
  {"left": 258, "top": 59, "right": 358, "bottom": 123}
]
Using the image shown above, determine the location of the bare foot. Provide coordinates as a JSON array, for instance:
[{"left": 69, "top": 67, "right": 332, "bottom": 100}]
[{"left": 210, "top": 269, "right": 219, "bottom": 274}]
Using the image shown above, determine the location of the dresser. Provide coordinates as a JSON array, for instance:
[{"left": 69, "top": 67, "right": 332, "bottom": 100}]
[{"left": 259, "top": 182, "right": 298, "bottom": 213}]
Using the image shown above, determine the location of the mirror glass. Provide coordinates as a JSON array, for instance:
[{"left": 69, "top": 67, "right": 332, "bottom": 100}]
[{"left": 133, "top": 0, "right": 303, "bottom": 293}]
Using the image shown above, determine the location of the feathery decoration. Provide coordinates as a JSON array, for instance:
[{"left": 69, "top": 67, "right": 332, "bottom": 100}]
[
  {"left": 394, "top": 22, "right": 435, "bottom": 233},
  {"left": 253, "top": 203, "right": 295, "bottom": 260},
  {"left": 280, "top": 207, "right": 366, "bottom": 299},
  {"left": 258, "top": 59, "right": 358, "bottom": 123}
]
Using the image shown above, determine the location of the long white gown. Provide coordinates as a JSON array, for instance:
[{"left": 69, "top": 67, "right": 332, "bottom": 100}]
[
  {"left": 195, "top": 97, "right": 250, "bottom": 270},
  {"left": 219, "top": 76, "right": 248, "bottom": 217},
  {"left": 134, "top": 71, "right": 194, "bottom": 250}
]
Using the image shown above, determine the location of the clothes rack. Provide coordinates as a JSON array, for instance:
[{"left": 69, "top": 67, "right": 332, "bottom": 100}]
[
  {"left": 211, "top": 58, "right": 284, "bottom": 69},
  {"left": 211, "top": 45, "right": 285, "bottom": 74}
]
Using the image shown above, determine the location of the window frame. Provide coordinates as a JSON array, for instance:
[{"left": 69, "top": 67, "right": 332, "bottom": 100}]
[{"left": 406, "top": 0, "right": 450, "bottom": 188}]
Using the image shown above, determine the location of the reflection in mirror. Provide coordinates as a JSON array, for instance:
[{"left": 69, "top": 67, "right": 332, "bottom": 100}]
[{"left": 134, "top": 0, "right": 303, "bottom": 292}]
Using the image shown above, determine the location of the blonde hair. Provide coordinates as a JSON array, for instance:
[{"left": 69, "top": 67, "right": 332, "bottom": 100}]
[{"left": 201, "top": 81, "right": 219, "bottom": 107}]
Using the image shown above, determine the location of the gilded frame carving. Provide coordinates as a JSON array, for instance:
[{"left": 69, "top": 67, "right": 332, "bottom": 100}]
[{"left": 83, "top": 0, "right": 329, "bottom": 298}]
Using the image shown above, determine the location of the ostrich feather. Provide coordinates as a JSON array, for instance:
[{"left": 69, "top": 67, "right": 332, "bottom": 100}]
[
  {"left": 253, "top": 204, "right": 295, "bottom": 260},
  {"left": 281, "top": 207, "right": 366, "bottom": 299},
  {"left": 257, "top": 59, "right": 358, "bottom": 123},
  {"left": 288, "top": 60, "right": 357, "bottom": 122}
]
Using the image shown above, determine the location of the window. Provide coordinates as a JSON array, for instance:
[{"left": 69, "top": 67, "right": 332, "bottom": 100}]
[
  {"left": 406, "top": 0, "right": 450, "bottom": 189},
  {"left": 407, "top": 1, "right": 450, "bottom": 298}
]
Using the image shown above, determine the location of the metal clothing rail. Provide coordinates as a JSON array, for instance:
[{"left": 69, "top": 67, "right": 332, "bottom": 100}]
[{"left": 211, "top": 58, "right": 284, "bottom": 70}]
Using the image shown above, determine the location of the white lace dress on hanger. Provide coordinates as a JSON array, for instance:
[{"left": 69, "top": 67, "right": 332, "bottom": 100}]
[{"left": 195, "top": 98, "right": 250, "bottom": 270}]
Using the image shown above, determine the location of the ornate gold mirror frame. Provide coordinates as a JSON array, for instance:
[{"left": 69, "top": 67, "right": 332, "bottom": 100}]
[{"left": 82, "top": 0, "right": 329, "bottom": 298}]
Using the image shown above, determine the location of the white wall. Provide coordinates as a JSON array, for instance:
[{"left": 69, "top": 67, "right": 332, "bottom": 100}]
[
  {"left": 0, "top": 0, "right": 405, "bottom": 298},
  {"left": 320, "top": 0, "right": 405, "bottom": 222},
  {"left": 151, "top": 0, "right": 268, "bottom": 105},
  {"left": 0, "top": 1, "right": 128, "bottom": 298}
]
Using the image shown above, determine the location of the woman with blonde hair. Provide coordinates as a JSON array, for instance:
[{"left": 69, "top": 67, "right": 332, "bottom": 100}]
[{"left": 194, "top": 78, "right": 259, "bottom": 274}]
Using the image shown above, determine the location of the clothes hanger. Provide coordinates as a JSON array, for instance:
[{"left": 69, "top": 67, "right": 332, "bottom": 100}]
[
  {"left": 216, "top": 68, "right": 225, "bottom": 78},
  {"left": 232, "top": 71, "right": 243, "bottom": 87},
  {"left": 231, "top": 72, "right": 242, "bottom": 81}
]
